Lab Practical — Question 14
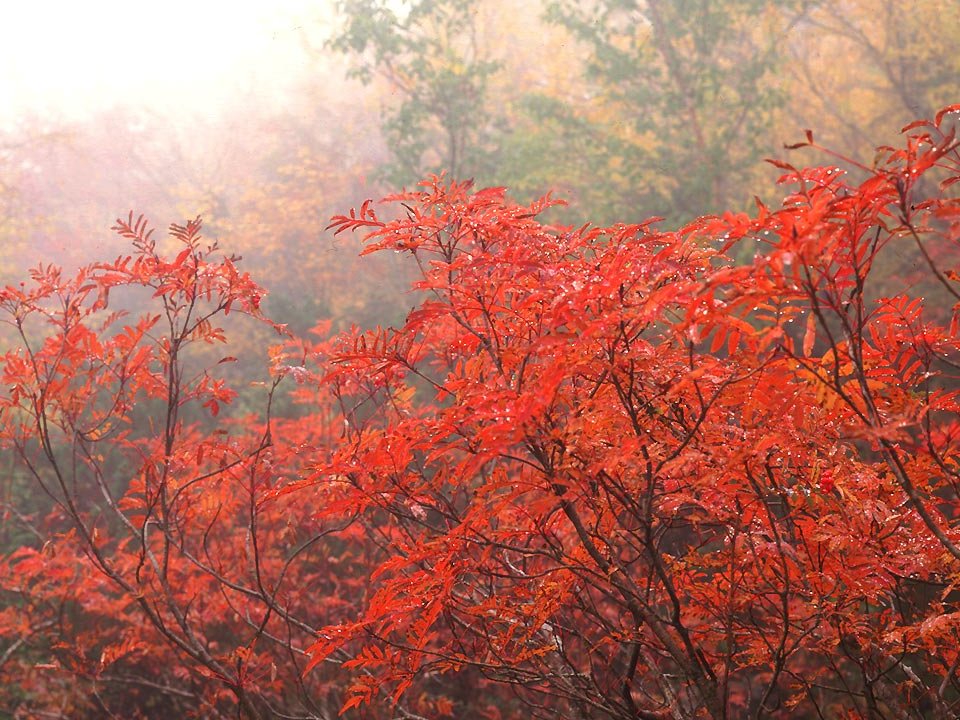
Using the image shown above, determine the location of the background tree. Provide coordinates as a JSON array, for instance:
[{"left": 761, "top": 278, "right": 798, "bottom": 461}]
[
  {"left": 543, "top": 0, "right": 818, "bottom": 224},
  {"left": 331, "top": 0, "right": 505, "bottom": 185},
  {"left": 329, "top": 0, "right": 957, "bottom": 228},
  {"left": 784, "top": 0, "right": 960, "bottom": 156}
]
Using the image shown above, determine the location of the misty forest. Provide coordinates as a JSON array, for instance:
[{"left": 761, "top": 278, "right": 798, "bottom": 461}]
[{"left": 0, "top": 0, "right": 959, "bottom": 718}]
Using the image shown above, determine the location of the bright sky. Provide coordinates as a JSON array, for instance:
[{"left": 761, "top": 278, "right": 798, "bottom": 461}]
[{"left": 0, "top": 0, "right": 330, "bottom": 125}]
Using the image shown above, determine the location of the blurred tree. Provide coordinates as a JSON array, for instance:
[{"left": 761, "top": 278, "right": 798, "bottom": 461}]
[
  {"left": 0, "top": 125, "right": 76, "bottom": 283},
  {"left": 330, "top": 0, "right": 506, "bottom": 185},
  {"left": 544, "top": 0, "right": 817, "bottom": 225},
  {"left": 783, "top": 0, "right": 960, "bottom": 157},
  {"left": 326, "top": 0, "right": 827, "bottom": 226},
  {"left": 165, "top": 72, "right": 414, "bottom": 392},
  {"left": 773, "top": 0, "right": 960, "bottom": 315}
]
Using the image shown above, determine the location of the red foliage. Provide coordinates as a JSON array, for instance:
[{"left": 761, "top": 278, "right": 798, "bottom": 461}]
[
  {"left": 0, "top": 218, "right": 382, "bottom": 718},
  {"left": 308, "top": 109, "right": 960, "bottom": 717},
  {"left": 0, "top": 109, "right": 958, "bottom": 718}
]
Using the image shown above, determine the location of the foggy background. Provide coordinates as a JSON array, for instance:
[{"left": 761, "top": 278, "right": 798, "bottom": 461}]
[{"left": 0, "top": 0, "right": 955, "bottom": 330}]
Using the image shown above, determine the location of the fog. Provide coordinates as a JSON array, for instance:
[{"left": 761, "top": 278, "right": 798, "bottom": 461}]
[
  {"left": 0, "top": 0, "right": 954, "bottom": 325},
  {"left": 0, "top": 1, "right": 400, "bottom": 328},
  {"left": 0, "top": 0, "right": 323, "bottom": 126}
]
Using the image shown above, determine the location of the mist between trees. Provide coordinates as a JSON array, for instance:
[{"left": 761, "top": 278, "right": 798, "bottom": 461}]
[{"left": 0, "top": 1, "right": 957, "bottom": 718}]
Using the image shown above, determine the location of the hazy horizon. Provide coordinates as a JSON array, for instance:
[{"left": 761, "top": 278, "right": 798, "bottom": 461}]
[{"left": 0, "top": 0, "right": 334, "bottom": 129}]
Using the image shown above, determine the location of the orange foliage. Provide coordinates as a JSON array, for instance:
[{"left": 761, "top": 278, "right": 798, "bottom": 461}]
[{"left": 0, "top": 107, "right": 959, "bottom": 718}]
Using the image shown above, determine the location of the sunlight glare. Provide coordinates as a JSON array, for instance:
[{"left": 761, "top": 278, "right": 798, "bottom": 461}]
[{"left": 0, "top": 0, "right": 325, "bottom": 123}]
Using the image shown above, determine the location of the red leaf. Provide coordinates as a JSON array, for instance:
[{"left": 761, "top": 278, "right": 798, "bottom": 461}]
[{"left": 935, "top": 104, "right": 960, "bottom": 127}]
